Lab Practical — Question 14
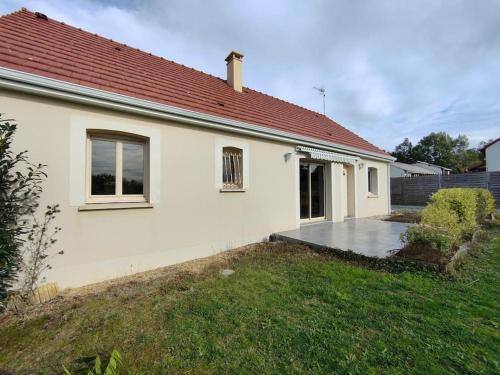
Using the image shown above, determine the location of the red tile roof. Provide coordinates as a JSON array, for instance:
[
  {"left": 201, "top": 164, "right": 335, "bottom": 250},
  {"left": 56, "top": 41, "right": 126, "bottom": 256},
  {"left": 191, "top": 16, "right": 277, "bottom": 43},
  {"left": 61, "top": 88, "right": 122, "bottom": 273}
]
[{"left": 0, "top": 9, "right": 388, "bottom": 157}]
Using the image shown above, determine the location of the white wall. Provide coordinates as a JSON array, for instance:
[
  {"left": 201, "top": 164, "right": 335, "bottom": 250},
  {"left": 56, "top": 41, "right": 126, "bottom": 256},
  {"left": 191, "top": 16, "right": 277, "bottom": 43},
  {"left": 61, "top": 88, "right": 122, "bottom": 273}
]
[
  {"left": 1, "top": 90, "right": 297, "bottom": 288},
  {"left": 1, "top": 89, "right": 391, "bottom": 288},
  {"left": 486, "top": 142, "right": 500, "bottom": 172},
  {"left": 357, "top": 159, "right": 391, "bottom": 217},
  {"left": 390, "top": 165, "right": 406, "bottom": 178}
]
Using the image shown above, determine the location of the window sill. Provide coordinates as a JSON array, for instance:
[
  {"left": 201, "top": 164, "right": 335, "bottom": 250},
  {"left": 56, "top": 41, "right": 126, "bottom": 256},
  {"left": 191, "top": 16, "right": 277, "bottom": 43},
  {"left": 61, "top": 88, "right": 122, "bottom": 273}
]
[
  {"left": 367, "top": 194, "right": 379, "bottom": 198},
  {"left": 78, "top": 202, "right": 153, "bottom": 211},
  {"left": 220, "top": 188, "right": 246, "bottom": 193}
]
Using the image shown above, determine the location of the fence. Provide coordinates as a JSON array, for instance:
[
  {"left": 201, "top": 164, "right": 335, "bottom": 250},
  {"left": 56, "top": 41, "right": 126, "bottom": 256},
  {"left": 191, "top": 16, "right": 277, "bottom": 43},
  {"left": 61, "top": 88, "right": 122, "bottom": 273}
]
[{"left": 391, "top": 171, "right": 500, "bottom": 207}]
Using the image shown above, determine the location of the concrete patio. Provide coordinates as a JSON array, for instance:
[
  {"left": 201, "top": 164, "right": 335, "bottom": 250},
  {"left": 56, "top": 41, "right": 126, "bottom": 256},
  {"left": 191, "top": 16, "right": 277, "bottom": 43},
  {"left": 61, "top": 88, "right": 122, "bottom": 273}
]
[{"left": 271, "top": 219, "right": 414, "bottom": 258}]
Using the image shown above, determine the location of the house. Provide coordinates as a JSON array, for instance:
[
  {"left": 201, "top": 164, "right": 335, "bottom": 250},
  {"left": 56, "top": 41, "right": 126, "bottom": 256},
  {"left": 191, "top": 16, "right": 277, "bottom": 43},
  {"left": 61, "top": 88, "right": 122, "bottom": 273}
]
[
  {"left": 0, "top": 9, "right": 393, "bottom": 288},
  {"left": 414, "top": 161, "right": 451, "bottom": 175},
  {"left": 481, "top": 138, "right": 500, "bottom": 172},
  {"left": 390, "top": 161, "right": 438, "bottom": 178}
]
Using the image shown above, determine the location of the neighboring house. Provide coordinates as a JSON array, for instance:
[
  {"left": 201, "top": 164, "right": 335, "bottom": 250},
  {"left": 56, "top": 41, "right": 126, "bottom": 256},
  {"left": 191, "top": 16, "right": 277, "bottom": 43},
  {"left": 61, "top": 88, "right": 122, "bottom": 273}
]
[
  {"left": 390, "top": 162, "right": 437, "bottom": 178},
  {"left": 481, "top": 138, "right": 500, "bottom": 172},
  {"left": 0, "top": 9, "right": 393, "bottom": 288},
  {"left": 414, "top": 161, "right": 451, "bottom": 175}
]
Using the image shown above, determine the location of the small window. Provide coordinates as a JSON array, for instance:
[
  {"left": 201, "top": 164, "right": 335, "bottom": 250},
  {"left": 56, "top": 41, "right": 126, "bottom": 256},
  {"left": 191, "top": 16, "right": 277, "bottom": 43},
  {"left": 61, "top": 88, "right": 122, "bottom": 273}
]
[
  {"left": 222, "top": 147, "right": 243, "bottom": 189},
  {"left": 368, "top": 167, "right": 378, "bottom": 195},
  {"left": 87, "top": 133, "right": 148, "bottom": 203}
]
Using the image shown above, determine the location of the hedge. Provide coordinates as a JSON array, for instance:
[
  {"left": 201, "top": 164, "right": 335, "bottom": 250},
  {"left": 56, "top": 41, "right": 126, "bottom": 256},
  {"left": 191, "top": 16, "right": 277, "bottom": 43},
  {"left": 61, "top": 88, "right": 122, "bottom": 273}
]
[{"left": 402, "top": 188, "right": 496, "bottom": 254}]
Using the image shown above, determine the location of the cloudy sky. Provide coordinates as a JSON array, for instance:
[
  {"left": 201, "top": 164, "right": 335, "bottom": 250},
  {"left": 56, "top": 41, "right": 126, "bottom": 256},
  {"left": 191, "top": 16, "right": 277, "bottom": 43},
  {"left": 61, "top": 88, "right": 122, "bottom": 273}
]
[{"left": 1, "top": 0, "right": 499, "bottom": 151}]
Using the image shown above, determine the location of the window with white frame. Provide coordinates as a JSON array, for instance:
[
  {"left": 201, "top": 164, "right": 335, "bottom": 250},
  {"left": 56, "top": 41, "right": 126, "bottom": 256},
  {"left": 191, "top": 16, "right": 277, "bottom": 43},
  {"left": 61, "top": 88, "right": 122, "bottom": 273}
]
[
  {"left": 87, "top": 133, "right": 149, "bottom": 203},
  {"left": 367, "top": 167, "right": 378, "bottom": 195},
  {"left": 222, "top": 147, "right": 243, "bottom": 189}
]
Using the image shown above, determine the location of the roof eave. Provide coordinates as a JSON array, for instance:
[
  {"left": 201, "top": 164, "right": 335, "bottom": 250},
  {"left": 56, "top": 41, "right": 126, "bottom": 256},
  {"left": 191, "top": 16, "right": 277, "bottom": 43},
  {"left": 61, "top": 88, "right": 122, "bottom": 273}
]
[{"left": 0, "top": 67, "right": 394, "bottom": 162}]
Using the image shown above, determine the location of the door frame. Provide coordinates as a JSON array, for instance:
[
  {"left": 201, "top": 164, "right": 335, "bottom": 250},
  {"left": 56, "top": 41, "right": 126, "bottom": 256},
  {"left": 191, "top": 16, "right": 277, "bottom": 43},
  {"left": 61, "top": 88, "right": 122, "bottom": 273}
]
[{"left": 299, "top": 160, "right": 326, "bottom": 223}]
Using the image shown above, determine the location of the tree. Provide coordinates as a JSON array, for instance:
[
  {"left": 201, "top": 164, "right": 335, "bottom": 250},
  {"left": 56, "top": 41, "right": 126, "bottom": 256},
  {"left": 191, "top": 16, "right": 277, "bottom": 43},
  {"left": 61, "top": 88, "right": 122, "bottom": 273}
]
[
  {"left": 0, "top": 115, "right": 61, "bottom": 310},
  {"left": 391, "top": 138, "right": 414, "bottom": 163},
  {"left": 452, "top": 135, "right": 482, "bottom": 172},
  {"left": 392, "top": 132, "right": 484, "bottom": 172},
  {"left": 411, "top": 132, "right": 456, "bottom": 168}
]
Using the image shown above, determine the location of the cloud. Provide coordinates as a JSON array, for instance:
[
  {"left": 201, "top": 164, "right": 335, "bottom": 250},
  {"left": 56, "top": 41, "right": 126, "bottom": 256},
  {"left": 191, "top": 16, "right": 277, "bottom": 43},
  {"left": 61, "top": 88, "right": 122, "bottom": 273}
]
[{"left": 1, "top": 0, "right": 499, "bottom": 150}]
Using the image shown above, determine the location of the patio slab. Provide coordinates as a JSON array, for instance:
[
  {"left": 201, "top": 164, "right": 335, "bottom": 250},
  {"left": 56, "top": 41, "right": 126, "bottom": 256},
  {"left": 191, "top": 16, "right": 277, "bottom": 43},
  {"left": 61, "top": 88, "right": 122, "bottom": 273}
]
[{"left": 272, "top": 219, "right": 414, "bottom": 259}]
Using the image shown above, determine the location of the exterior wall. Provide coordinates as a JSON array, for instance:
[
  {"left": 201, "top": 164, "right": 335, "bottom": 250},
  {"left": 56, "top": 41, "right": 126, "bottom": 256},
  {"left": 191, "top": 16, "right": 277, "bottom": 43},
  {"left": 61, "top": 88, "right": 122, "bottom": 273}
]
[
  {"left": 356, "top": 159, "right": 390, "bottom": 217},
  {"left": 1, "top": 90, "right": 297, "bottom": 288},
  {"left": 486, "top": 142, "right": 500, "bottom": 172},
  {"left": 1, "top": 89, "right": 391, "bottom": 288}
]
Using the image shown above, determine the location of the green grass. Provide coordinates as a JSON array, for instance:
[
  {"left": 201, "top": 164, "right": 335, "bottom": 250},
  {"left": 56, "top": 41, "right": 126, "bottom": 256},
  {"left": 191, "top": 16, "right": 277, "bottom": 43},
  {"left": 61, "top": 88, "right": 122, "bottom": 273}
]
[{"left": 1, "top": 226, "right": 499, "bottom": 374}]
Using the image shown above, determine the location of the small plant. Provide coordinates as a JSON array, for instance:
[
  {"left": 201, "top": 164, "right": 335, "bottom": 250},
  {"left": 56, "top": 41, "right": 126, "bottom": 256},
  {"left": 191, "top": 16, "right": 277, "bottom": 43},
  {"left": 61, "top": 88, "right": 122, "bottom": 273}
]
[
  {"left": 62, "top": 350, "right": 123, "bottom": 375},
  {"left": 402, "top": 226, "right": 453, "bottom": 253},
  {"left": 20, "top": 204, "right": 63, "bottom": 300}
]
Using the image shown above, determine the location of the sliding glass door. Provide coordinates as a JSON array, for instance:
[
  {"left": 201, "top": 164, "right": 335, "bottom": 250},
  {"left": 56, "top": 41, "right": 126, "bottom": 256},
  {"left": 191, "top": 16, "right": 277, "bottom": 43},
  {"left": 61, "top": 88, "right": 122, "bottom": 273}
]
[{"left": 300, "top": 161, "right": 325, "bottom": 221}]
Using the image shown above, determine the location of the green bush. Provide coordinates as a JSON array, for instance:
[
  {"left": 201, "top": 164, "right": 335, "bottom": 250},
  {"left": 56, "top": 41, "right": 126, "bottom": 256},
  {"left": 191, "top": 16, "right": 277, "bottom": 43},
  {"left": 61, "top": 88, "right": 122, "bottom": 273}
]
[
  {"left": 402, "top": 226, "right": 453, "bottom": 253},
  {"left": 420, "top": 204, "right": 461, "bottom": 246},
  {"left": 428, "top": 188, "right": 478, "bottom": 239},
  {"left": 473, "top": 188, "right": 496, "bottom": 222},
  {"left": 402, "top": 187, "right": 492, "bottom": 254}
]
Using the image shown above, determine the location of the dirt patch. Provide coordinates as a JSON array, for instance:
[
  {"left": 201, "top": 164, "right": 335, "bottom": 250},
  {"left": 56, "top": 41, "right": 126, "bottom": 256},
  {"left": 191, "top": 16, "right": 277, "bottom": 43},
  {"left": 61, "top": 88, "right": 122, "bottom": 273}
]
[
  {"left": 384, "top": 212, "right": 421, "bottom": 224},
  {"left": 396, "top": 243, "right": 452, "bottom": 266}
]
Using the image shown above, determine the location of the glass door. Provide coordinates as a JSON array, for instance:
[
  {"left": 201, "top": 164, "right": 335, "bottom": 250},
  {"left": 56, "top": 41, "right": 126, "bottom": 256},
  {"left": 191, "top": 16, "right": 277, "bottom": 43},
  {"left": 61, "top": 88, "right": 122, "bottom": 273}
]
[{"left": 300, "top": 161, "right": 325, "bottom": 221}]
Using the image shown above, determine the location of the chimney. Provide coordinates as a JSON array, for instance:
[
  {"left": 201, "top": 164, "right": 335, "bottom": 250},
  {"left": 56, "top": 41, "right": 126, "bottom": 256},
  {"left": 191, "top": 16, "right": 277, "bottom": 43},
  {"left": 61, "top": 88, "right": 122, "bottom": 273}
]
[{"left": 225, "top": 51, "right": 244, "bottom": 92}]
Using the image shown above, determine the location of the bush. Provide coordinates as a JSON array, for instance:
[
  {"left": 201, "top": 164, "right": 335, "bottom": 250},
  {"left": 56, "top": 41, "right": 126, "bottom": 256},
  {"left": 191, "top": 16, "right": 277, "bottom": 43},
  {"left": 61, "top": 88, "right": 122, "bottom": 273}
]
[
  {"left": 401, "top": 187, "right": 492, "bottom": 255},
  {"left": 473, "top": 188, "right": 496, "bottom": 222},
  {"left": 428, "top": 188, "right": 478, "bottom": 239},
  {"left": 0, "top": 116, "right": 61, "bottom": 311},
  {"left": 402, "top": 226, "right": 453, "bottom": 254},
  {"left": 420, "top": 204, "right": 461, "bottom": 246}
]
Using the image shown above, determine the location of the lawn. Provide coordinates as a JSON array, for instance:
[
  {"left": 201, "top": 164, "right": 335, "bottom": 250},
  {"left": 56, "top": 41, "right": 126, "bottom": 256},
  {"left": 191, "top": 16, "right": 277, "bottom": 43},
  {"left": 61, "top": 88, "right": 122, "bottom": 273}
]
[{"left": 1, "top": 225, "right": 499, "bottom": 374}]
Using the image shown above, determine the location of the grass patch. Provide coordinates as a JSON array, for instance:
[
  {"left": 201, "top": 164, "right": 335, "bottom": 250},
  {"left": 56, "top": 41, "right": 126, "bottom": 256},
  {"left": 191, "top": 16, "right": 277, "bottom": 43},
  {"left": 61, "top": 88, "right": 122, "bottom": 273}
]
[{"left": 1, "top": 226, "right": 499, "bottom": 374}]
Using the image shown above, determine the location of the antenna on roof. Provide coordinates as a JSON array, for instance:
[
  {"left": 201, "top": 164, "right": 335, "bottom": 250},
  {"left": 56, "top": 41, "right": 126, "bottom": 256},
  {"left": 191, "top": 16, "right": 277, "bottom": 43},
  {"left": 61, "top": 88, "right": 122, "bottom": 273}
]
[{"left": 313, "top": 86, "right": 326, "bottom": 115}]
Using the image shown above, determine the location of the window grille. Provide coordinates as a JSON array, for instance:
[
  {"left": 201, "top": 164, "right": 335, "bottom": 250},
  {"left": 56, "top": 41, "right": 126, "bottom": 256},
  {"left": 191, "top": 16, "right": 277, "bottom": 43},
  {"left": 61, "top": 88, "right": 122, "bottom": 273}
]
[{"left": 222, "top": 147, "right": 243, "bottom": 189}]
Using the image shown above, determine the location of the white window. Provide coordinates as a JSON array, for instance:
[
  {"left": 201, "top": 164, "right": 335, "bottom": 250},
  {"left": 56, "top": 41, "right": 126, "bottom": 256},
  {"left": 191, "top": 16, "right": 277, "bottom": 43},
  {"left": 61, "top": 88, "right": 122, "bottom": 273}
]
[
  {"left": 86, "top": 133, "right": 149, "bottom": 203},
  {"left": 367, "top": 167, "right": 378, "bottom": 196},
  {"left": 222, "top": 147, "right": 243, "bottom": 189}
]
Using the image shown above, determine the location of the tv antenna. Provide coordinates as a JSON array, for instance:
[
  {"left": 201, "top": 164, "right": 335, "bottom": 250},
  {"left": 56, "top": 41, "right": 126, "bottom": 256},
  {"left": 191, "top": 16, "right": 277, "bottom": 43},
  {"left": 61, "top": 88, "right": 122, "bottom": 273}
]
[{"left": 313, "top": 86, "right": 326, "bottom": 115}]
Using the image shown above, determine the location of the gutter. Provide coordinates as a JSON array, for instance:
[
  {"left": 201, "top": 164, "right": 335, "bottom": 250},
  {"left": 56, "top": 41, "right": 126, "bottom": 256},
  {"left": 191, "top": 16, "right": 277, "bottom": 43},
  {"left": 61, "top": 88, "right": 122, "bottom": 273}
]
[{"left": 0, "top": 67, "right": 394, "bottom": 162}]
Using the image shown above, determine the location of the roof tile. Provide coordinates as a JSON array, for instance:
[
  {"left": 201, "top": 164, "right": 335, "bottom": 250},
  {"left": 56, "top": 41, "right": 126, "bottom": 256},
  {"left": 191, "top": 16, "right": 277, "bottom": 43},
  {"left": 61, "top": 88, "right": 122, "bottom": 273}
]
[{"left": 0, "top": 9, "right": 388, "bottom": 156}]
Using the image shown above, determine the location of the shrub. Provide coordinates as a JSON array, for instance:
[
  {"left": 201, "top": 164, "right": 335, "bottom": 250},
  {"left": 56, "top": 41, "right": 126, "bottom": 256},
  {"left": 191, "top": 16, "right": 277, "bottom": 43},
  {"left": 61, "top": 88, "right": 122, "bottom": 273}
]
[
  {"left": 420, "top": 204, "right": 461, "bottom": 246},
  {"left": 428, "top": 188, "right": 478, "bottom": 239},
  {"left": 402, "top": 226, "right": 453, "bottom": 254},
  {"left": 0, "top": 116, "right": 61, "bottom": 311},
  {"left": 473, "top": 188, "right": 496, "bottom": 222}
]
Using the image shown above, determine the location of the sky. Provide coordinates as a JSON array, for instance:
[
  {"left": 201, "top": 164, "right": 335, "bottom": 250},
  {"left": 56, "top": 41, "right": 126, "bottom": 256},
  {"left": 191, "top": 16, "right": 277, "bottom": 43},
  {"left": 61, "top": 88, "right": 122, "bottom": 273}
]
[{"left": 1, "top": 0, "right": 499, "bottom": 151}]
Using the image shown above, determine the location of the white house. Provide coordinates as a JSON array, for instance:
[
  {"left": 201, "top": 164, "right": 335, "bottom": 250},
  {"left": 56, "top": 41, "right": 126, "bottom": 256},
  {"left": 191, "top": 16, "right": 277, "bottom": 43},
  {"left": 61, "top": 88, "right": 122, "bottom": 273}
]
[
  {"left": 482, "top": 138, "right": 500, "bottom": 172},
  {"left": 0, "top": 9, "right": 393, "bottom": 288}
]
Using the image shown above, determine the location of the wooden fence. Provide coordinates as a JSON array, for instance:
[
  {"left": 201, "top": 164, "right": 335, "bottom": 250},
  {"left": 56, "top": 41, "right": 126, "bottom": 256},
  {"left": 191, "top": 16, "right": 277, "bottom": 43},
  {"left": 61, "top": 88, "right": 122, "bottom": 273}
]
[{"left": 391, "top": 171, "right": 500, "bottom": 207}]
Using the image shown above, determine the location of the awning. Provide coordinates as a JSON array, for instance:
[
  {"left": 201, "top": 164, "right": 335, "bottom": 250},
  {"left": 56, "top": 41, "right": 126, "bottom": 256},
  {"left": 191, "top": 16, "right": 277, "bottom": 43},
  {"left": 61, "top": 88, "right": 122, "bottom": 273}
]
[{"left": 296, "top": 146, "right": 359, "bottom": 165}]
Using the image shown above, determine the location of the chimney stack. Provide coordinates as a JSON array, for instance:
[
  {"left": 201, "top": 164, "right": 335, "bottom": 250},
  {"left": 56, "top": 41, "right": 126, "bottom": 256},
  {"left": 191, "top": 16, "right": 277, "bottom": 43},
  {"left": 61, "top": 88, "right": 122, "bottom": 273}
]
[{"left": 225, "top": 51, "right": 244, "bottom": 92}]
